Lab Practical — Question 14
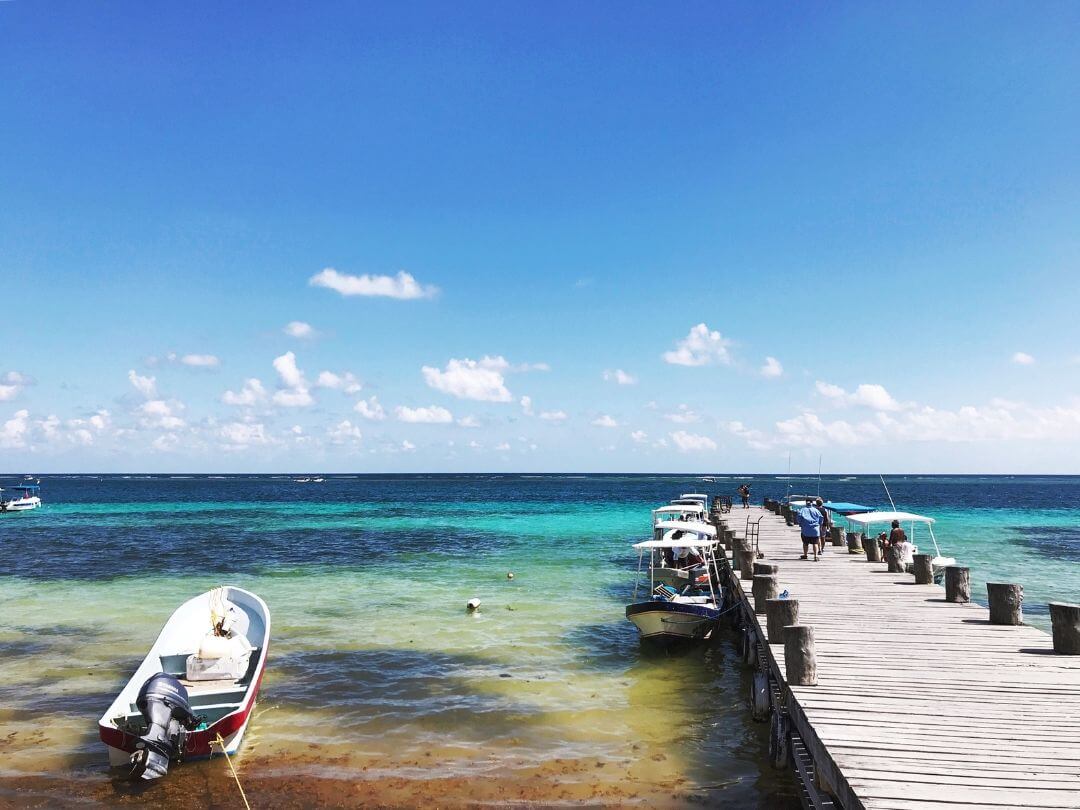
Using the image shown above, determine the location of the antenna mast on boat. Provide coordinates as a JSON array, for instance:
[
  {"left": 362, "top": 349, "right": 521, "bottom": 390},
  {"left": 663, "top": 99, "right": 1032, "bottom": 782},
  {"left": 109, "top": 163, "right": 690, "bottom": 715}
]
[
  {"left": 786, "top": 451, "right": 792, "bottom": 500},
  {"left": 879, "top": 474, "right": 897, "bottom": 511},
  {"left": 817, "top": 455, "right": 822, "bottom": 497}
]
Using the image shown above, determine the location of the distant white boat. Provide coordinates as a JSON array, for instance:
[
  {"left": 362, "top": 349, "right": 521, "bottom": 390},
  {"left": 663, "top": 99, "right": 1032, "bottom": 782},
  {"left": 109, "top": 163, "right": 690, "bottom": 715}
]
[{"left": 1, "top": 483, "right": 42, "bottom": 512}]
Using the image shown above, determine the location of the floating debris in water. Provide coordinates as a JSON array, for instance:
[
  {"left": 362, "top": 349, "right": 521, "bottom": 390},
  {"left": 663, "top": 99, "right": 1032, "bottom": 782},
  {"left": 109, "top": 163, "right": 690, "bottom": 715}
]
[{"left": 467, "top": 598, "right": 481, "bottom": 612}]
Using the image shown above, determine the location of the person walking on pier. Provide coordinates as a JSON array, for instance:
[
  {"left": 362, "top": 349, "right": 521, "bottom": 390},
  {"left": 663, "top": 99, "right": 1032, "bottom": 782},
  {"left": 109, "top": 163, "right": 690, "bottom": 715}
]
[
  {"left": 738, "top": 484, "right": 751, "bottom": 509},
  {"left": 796, "top": 499, "right": 823, "bottom": 561},
  {"left": 815, "top": 498, "right": 831, "bottom": 555}
]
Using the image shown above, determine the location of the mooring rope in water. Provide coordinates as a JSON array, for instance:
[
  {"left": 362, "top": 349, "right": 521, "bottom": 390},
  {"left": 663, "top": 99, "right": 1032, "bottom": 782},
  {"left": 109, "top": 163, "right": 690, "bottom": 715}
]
[{"left": 213, "top": 733, "right": 252, "bottom": 810}]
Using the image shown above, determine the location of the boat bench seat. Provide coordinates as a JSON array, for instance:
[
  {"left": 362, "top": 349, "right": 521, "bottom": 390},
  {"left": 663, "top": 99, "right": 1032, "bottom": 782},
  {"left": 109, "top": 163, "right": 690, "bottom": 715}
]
[{"left": 672, "top": 595, "right": 712, "bottom": 604}]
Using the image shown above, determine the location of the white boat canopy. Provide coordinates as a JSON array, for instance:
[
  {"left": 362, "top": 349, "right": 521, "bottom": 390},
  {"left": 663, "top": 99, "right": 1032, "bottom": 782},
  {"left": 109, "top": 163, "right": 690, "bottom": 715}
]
[
  {"left": 654, "top": 505, "right": 702, "bottom": 514},
  {"left": 655, "top": 521, "right": 716, "bottom": 536},
  {"left": 633, "top": 538, "right": 719, "bottom": 550},
  {"left": 680, "top": 493, "right": 708, "bottom": 500},
  {"left": 786, "top": 494, "right": 820, "bottom": 504},
  {"left": 846, "top": 511, "right": 935, "bottom": 526}
]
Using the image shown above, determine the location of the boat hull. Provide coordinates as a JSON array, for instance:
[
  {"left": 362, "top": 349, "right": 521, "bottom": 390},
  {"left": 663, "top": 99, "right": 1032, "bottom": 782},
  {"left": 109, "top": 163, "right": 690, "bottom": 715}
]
[
  {"left": 626, "top": 601, "right": 719, "bottom": 644},
  {"left": 2, "top": 497, "right": 41, "bottom": 512}
]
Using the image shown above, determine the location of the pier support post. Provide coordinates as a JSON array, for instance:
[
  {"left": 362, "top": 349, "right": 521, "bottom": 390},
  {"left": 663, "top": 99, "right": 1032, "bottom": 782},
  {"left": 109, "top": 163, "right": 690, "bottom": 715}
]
[
  {"left": 846, "top": 532, "right": 863, "bottom": 555},
  {"left": 753, "top": 562, "right": 779, "bottom": 576},
  {"left": 830, "top": 526, "right": 844, "bottom": 547},
  {"left": 738, "top": 548, "right": 755, "bottom": 581},
  {"left": 945, "top": 566, "right": 971, "bottom": 603},
  {"left": 752, "top": 574, "right": 779, "bottom": 614},
  {"left": 766, "top": 598, "right": 798, "bottom": 645},
  {"left": 724, "top": 528, "right": 737, "bottom": 550},
  {"left": 784, "top": 625, "right": 817, "bottom": 686},
  {"left": 913, "top": 554, "right": 933, "bottom": 584},
  {"left": 1049, "top": 602, "right": 1080, "bottom": 654},
  {"left": 885, "top": 544, "right": 904, "bottom": 573},
  {"left": 863, "top": 534, "right": 882, "bottom": 563},
  {"left": 987, "top": 583, "right": 1023, "bottom": 625}
]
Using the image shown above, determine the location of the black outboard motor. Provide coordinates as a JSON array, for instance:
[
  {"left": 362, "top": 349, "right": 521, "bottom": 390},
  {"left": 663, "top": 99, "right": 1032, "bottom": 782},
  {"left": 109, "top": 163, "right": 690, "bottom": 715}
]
[{"left": 127, "top": 673, "right": 200, "bottom": 781}]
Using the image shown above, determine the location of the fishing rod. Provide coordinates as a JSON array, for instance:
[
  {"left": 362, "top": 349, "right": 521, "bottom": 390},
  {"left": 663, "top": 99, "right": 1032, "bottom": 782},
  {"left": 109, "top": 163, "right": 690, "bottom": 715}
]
[{"left": 879, "top": 474, "right": 897, "bottom": 511}]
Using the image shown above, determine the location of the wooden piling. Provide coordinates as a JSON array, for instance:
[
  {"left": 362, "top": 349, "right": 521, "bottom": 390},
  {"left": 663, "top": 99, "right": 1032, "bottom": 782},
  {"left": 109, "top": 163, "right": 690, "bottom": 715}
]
[
  {"left": 987, "top": 583, "right": 1023, "bottom": 625},
  {"left": 753, "top": 562, "right": 779, "bottom": 576},
  {"left": 766, "top": 598, "right": 798, "bottom": 645},
  {"left": 1049, "top": 602, "right": 1080, "bottom": 654},
  {"left": 885, "top": 544, "right": 904, "bottom": 573},
  {"left": 738, "top": 548, "right": 755, "bottom": 580},
  {"left": 846, "top": 531, "right": 863, "bottom": 555},
  {"left": 945, "top": 566, "right": 970, "bottom": 603},
  {"left": 913, "top": 554, "right": 933, "bottom": 584},
  {"left": 863, "top": 534, "right": 882, "bottom": 562},
  {"left": 784, "top": 624, "right": 817, "bottom": 686},
  {"left": 830, "top": 526, "right": 844, "bottom": 547},
  {"left": 752, "top": 574, "right": 779, "bottom": 614}
]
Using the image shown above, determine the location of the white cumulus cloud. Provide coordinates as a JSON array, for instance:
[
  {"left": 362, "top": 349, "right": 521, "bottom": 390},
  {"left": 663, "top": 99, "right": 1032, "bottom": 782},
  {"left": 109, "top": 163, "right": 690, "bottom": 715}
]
[
  {"left": 539, "top": 410, "right": 568, "bottom": 422},
  {"left": 353, "top": 396, "right": 386, "bottom": 421},
  {"left": 284, "top": 321, "right": 315, "bottom": 339},
  {"left": 220, "top": 422, "right": 272, "bottom": 447},
  {"left": 316, "top": 370, "right": 362, "bottom": 394},
  {"left": 272, "top": 352, "right": 314, "bottom": 407},
  {"left": 180, "top": 354, "right": 220, "bottom": 368},
  {"left": 816, "top": 381, "right": 901, "bottom": 411},
  {"left": 603, "top": 369, "right": 637, "bottom": 385},
  {"left": 0, "top": 409, "right": 30, "bottom": 447},
  {"left": 662, "top": 323, "right": 733, "bottom": 367},
  {"left": 223, "top": 378, "right": 267, "bottom": 406},
  {"left": 670, "top": 430, "right": 718, "bottom": 452},
  {"left": 761, "top": 357, "right": 783, "bottom": 378},
  {"left": 139, "top": 399, "right": 186, "bottom": 430},
  {"left": 520, "top": 395, "right": 534, "bottom": 416},
  {"left": 422, "top": 356, "right": 513, "bottom": 402},
  {"left": 664, "top": 404, "right": 701, "bottom": 424},
  {"left": 0, "top": 371, "right": 29, "bottom": 401},
  {"left": 396, "top": 405, "right": 454, "bottom": 424},
  {"left": 630, "top": 430, "right": 648, "bottom": 443},
  {"left": 457, "top": 415, "right": 481, "bottom": 428},
  {"left": 592, "top": 414, "right": 618, "bottom": 428},
  {"left": 310, "top": 268, "right": 438, "bottom": 300},
  {"left": 328, "top": 419, "right": 363, "bottom": 444},
  {"left": 128, "top": 369, "right": 158, "bottom": 399},
  {"left": 1012, "top": 351, "right": 1035, "bottom": 365}
]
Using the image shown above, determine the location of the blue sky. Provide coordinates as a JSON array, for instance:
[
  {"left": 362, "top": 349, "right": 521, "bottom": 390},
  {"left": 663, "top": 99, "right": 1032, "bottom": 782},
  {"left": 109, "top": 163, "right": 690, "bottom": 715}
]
[{"left": 2, "top": 2, "right": 1079, "bottom": 473}]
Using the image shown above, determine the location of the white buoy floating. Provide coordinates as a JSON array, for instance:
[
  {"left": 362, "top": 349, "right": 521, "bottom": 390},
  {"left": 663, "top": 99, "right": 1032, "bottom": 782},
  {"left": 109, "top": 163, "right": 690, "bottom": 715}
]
[
  {"left": 507, "top": 572, "right": 514, "bottom": 579},
  {"left": 467, "top": 598, "right": 481, "bottom": 612}
]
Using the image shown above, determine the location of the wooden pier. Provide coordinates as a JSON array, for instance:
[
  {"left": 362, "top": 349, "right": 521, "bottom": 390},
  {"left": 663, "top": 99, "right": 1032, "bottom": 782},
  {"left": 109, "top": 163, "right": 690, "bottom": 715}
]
[{"left": 716, "top": 504, "right": 1080, "bottom": 810}]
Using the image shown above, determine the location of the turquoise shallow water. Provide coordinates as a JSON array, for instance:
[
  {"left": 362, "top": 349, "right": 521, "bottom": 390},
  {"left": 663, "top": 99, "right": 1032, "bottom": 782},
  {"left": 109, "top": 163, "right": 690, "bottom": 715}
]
[{"left": 0, "top": 474, "right": 1077, "bottom": 807}]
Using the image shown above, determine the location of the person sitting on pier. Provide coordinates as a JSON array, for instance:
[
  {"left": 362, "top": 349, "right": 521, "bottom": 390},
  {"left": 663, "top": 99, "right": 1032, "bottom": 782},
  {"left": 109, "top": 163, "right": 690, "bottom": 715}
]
[
  {"left": 795, "top": 499, "right": 823, "bottom": 561},
  {"left": 887, "top": 519, "right": 907, "bottom": 547}
]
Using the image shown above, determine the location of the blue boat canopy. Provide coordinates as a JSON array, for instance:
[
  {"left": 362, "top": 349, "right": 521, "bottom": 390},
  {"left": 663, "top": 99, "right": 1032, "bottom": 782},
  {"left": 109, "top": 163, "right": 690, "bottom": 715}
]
[{"left": 821, "top": 501, "right": 874, "bottom": 515}]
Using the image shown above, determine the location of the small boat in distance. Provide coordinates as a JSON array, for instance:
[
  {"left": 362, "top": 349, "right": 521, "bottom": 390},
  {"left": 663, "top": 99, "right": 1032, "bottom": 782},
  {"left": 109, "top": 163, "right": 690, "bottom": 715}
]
[
  {"left": 98, "top": 586, "right": 270, "bottom": 780},
  {"left": 1, "top": 483, "right": 42, "bottom": 512}
]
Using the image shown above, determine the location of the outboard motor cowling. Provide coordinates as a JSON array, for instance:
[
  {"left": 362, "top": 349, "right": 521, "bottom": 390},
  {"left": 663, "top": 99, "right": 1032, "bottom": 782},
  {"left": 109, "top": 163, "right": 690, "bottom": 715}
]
[{"left": 127, "top": 673, "right": 200, "bottom": 781}]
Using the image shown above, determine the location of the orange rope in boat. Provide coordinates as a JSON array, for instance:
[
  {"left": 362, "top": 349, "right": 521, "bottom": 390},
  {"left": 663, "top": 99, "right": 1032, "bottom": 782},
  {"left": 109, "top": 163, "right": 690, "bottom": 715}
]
[{"left": 213, "top": 733, "right": 252, "bottom": 810}]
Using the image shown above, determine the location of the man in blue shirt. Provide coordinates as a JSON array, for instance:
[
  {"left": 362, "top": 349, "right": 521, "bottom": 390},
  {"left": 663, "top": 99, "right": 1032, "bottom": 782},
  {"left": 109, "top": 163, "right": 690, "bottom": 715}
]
[{"left": 795, "top": 499, "right": 823, "bottom": 561}]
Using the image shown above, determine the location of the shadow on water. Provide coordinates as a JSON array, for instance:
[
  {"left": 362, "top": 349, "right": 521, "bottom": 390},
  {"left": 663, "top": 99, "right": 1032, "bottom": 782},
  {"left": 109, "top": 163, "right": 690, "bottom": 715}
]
[{"left": 1011, "top": 525, "right": 1080, "bottom": 562}]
